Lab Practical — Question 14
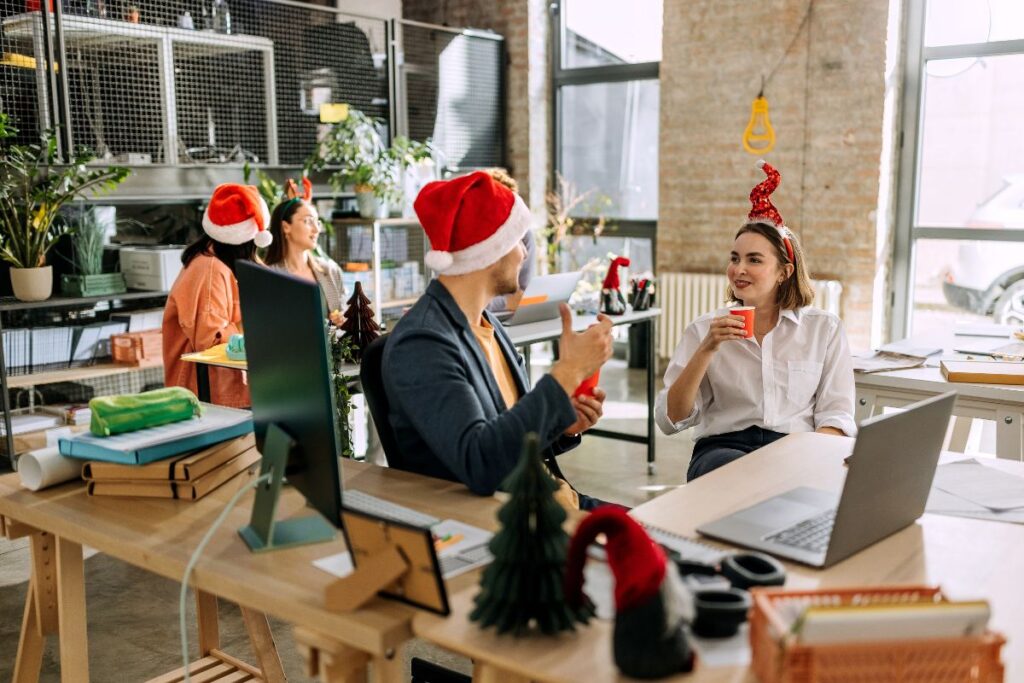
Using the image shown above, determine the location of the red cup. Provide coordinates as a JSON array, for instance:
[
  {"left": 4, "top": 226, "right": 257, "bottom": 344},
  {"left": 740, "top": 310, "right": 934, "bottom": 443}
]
[
  {"left": 573, "top": 369, "right": 601, "bottom": 398},
  {"left": 730, "top": 307, "right": 755, "bottom": 338}
]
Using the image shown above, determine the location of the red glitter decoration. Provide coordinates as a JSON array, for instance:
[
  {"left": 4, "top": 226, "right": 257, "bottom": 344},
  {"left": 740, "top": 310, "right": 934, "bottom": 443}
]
[{"left": 747, "top": 160, "right": 795, "bottom": 263}]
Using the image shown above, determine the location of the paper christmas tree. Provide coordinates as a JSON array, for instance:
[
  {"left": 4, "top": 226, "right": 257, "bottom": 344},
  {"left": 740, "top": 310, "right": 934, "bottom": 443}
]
[
  {"left": 339, "top": 281, "right": 380, "bottom": 362},
  {"left": 469, "top": 433, "right": 593, "bottom": 635}
]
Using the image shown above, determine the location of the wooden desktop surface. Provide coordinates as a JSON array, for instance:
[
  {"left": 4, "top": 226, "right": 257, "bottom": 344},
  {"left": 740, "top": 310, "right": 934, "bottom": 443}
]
[
  {"left": 415, "top": 433, "right": 1024, "bottom": 683},
  {"left": 0, "top": 460, "right": 501, "bottom": 658}
]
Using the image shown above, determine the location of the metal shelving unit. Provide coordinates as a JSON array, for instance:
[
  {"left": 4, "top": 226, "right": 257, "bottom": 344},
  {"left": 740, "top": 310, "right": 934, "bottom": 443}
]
[
  {"left": 0, "top": 290, "right": 168, "bottom": 467},
  {"left": 2, "top": 12, "right": 278, "bottom": 165},
  {"left": 328, "top": 217, "right": 429, "bottom": 324}
]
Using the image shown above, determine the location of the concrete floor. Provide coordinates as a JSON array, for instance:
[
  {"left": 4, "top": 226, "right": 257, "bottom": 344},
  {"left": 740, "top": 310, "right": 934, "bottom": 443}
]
[{"left": 0, "top": 360, "right": 695, "bottom": 681}]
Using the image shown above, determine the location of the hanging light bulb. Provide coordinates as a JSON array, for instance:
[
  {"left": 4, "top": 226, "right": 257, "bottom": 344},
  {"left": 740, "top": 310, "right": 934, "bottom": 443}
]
[{"left": 743, "top": 95, "right": 776, "bottom": 155}]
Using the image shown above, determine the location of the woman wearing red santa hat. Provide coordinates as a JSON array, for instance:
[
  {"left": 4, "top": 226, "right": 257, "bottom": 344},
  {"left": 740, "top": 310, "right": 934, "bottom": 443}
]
[
  {"left": 161, "top": 183, "right": 271, "bottom": 408},
  {"left": 656, "top": 161, "right": 856, "bottom": 481},
  {"left": 263, "top": 176, "right": 347, "bottom": 326}
]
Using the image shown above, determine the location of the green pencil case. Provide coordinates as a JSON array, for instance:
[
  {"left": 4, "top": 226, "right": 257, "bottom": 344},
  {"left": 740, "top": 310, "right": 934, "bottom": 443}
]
[{"left": 89, "top": 387, "right": 203, "bottom": 437}]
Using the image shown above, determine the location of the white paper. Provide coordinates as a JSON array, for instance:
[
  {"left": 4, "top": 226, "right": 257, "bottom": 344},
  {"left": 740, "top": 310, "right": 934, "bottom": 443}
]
[
  {"left": 19, "top": 446, "right": 82, "bottom": 491},
  {"left": 689, "top": 625, "right": 752, "bottom": 668},
  {"left": 313, "top": 551, "right": 355, "bottom": 578},
  {"left": 932, "top": 459, "right": 1024, "bottom": 511}
]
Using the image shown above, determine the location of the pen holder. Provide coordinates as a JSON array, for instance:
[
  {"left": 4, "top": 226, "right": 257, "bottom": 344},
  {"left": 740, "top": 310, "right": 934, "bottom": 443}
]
[{"left": 749, "top": 586, "right": 1006, "bottom": 683}]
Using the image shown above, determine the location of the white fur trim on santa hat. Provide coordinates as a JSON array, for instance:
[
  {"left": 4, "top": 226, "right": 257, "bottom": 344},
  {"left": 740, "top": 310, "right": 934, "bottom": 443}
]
[
  {"left": 757, "top": 159, "right": 766, "bottom": 169},
  {"left": 428, "top": 194, "right": 532, "bottom": 276},
  {"left": 254, "top": 229, "right": 273, "bottom": 248},
  {"left": 202, "top": 202, "right": 272, "bottom": 246}
]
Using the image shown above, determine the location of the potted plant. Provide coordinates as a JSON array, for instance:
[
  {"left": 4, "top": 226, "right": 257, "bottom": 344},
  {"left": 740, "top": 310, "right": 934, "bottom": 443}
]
[
  {"left": 307, "top": 108, "right": 434, "bottom": 219},
  {"left": 0, "top": 113, "right": 129, "bottom": 301},
  {"left": 59, "top": 211, "right": 127, "bottom": 297}
]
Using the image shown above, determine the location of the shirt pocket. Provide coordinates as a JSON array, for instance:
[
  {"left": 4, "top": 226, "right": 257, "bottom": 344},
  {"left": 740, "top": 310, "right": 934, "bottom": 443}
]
[{"left": 787, "top": 360, "right": 823, "bottom": 406}]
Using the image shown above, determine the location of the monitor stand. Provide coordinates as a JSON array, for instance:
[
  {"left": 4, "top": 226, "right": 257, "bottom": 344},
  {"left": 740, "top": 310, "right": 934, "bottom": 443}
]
[{"left": 239, "top": 423, "right": 336, "bottom": 552}]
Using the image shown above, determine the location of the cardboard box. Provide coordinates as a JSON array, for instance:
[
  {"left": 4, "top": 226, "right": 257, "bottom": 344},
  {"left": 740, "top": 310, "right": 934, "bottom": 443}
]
[{"left": 119, "top": 246, "right": 184, "bottom": 291}]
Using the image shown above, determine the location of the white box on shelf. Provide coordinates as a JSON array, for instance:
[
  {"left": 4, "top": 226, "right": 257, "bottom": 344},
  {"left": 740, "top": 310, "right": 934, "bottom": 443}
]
[{"left": 119, "top": 247, "right": 184, "bottom": 291}]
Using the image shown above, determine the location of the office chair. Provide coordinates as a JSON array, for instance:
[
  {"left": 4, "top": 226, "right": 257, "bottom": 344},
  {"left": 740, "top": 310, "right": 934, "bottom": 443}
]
[{"left": 359, "top": 334, "right": 405, "bottom": 469}]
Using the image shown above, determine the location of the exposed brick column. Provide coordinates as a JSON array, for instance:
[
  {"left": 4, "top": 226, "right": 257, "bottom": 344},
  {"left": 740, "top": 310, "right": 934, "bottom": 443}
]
[{"left": 658, "top": 0, "right": 889, "bottom": 348}]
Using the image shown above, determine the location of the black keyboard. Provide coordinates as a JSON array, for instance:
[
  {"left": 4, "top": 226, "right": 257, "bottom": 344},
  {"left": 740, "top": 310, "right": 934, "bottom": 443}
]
[{"left": 764, "top": 509, "right": 837, "bottom": 553}]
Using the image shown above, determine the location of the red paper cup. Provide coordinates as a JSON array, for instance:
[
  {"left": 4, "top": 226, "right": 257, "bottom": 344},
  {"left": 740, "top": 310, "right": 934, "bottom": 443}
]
[
  {"left": 730, "top": 307, "right": 755, "bottom": 338},
  {"left": 573, "top": 369, "right": 601, "bottom": 398}
]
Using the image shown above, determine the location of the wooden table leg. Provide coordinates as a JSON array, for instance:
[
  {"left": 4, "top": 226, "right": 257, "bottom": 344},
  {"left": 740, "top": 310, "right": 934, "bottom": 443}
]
[
  {"left": 472, "top": 662, "right": 530, "bottom": 683},
  {"left": 371, "top": 642, "right": 404, "bottom": 683},
  {"left": 55, "top": 537, "right": 89, "bottom": 683},
  {"left": 294, "top": 627, "right": 370, "bottom": 683},
  {"left": 195, "top": 590, "right": 220, "bottom": 655},
  {"left": 240, "top": 607, "right": 287, "bottom": 683},
  {"left": 13, "top": 577, "right": 45, "bottom": 683}
]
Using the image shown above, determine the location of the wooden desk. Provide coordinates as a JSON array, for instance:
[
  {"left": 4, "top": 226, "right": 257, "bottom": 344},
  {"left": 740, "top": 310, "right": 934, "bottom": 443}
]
[
  {"left": 415, "top": 433, "right": 1024, "bottom": 682},
  {"left": 0, "top": 461, "right": 501, "bottom": 682},
  {"left": 505, "top": 307, "right": 661, "bottom": 475}
]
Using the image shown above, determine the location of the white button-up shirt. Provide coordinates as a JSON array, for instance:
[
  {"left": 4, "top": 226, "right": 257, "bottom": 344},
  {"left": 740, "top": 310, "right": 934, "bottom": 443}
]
[{"left": 655, "top": 307, "right": 857, "bottom": 440}]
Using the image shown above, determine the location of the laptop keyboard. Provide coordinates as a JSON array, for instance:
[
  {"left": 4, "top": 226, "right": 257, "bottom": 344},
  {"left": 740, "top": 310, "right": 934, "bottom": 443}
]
[
  {"left": 438, "top": 543, "right": 493, "bottom": 578},
  {"left": 764, "top": 509, "right": 837, "bottom": 554}
]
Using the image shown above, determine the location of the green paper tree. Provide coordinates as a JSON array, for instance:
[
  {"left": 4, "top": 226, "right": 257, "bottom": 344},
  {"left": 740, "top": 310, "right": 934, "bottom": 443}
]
[
  {"left": 340, "top": 281, "right": 380, "bottom": 362},
  {"left": 469, "top": 433, "right": 594, "bottom": 635}
]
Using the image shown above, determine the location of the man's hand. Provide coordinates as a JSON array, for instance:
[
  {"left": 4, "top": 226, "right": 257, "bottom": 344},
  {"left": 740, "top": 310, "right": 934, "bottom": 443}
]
[
  {"left": 564, "top": 387, "right": 606, "bottom": 436},
  {"left": 550, "top": 304, "right": 613, "bottom": 396}
]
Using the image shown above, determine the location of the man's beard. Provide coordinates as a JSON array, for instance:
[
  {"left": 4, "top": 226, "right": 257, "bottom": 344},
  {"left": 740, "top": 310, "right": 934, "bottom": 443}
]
[{"left": 494, "top": 270, "right": 519, "bottom": 296}]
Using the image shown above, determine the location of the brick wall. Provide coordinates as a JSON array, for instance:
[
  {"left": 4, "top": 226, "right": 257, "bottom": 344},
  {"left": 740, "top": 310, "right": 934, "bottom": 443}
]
[
  {"left": 402, "top": 0, "right": 550, "bottom": 214},
  {"left": 658, "top": 0, "right": 890, "bottom": 348}
]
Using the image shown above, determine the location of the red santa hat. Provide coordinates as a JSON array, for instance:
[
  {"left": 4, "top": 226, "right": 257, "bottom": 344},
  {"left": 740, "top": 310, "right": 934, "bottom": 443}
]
[
  {"left": 602, "top": 256, "right": 631, "bottom": 291},
  {"left": 414, "top": 171, "right": 531, "bottom": 276},
  {"left": 202, "top": 184, "right": 272, "bottom": 248},
  {"left": 748, "top": 160, "right": 795, "bottom": 263},
  {"left": 565, "top": 506, "right": 694, "bottom": 678}
]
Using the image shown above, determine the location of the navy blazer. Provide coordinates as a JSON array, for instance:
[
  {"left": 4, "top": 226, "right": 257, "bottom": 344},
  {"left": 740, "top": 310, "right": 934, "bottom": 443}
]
[{"left": 382, "top": 279, "right": 580, "bottom": 495}]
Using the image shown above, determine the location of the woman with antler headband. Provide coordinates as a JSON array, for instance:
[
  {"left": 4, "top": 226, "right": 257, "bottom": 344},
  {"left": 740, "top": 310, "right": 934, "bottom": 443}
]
[
  {"left": 264, "top": 177, "right": 347, "bottom": 326},
  {"left": 655, "top": 161, "right": 857, "bottom": 481}
]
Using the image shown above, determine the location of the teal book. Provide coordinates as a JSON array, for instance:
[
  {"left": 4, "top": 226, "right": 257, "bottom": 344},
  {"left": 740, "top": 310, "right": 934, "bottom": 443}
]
[{"left": 58, "top": 404, "right": 254, "bottom": 465}]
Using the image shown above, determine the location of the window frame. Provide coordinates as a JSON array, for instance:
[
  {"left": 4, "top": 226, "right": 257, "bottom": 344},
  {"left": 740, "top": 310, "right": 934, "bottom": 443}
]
[
  {"left": 550, "top": 0, "right": 660, "bottom": 233},
  {"left": 891, "top": 0, "right": 1024, "bottom": 339}
]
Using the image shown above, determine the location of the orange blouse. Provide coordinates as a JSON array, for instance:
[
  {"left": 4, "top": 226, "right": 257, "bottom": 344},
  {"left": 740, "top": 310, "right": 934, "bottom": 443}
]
[{"left": 161, "top": 252, "right": 250, "bottom": 408}]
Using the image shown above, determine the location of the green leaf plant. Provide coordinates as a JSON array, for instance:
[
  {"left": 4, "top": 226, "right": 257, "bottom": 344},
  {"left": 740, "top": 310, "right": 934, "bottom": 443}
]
[{"left": 0, "top": 113, "right": 129, "bottom": 269}]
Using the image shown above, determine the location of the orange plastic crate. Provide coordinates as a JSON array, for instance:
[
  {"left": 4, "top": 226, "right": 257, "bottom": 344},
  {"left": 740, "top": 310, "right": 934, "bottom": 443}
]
[
  {"left": 111, "top": 329, "right": 163, "bottom": 368},
  {"left": 749, "top": 585, "right": 1005, "bottom": 683}
]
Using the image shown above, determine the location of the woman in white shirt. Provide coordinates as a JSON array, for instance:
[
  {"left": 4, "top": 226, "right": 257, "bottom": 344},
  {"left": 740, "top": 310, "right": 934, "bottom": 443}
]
[
  {"left": 263, "top": 178, "right": 347, "bottom": 325},
  {"left": 656, "top": 161, "right": 856, "bottom": 480}
]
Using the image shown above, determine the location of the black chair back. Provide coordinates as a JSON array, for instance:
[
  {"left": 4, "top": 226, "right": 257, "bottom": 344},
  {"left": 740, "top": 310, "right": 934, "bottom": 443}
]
[{"left": 359, "top": 334, "right": 405, "bottom": 469}]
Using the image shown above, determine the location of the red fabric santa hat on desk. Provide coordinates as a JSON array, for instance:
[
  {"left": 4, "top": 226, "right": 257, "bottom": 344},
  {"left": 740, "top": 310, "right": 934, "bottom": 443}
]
[
  {"left": 202, "top": 183, "right": 273, "bottom": 248},
  {"left": 414, "top": 171, "right": 531, "bottom": 276},
  {"left": 748, "top": 160, "right": 795, "bottom": 263}
]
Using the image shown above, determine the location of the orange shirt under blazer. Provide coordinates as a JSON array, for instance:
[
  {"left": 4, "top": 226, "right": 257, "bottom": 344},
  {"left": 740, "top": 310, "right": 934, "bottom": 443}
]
[{"left": 161, "top": 251, "right": 250, "bottom": 408}]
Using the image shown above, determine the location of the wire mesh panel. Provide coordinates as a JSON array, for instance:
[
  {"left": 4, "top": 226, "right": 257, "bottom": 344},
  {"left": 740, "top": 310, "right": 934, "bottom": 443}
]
[
  {"left": 0, "top": 0, "right": 45, "bottom": 142},
  {"left": 0, "top": 0, "right": 389, "bottom": 167},
  {"left": 400, "top": 22, "right": 504, "bottom": 172}
]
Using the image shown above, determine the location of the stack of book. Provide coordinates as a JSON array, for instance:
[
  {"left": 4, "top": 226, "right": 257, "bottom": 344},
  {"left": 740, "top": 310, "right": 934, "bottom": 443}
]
[{"left": 83, "top": 434, "right": 260, "bottom": 500}]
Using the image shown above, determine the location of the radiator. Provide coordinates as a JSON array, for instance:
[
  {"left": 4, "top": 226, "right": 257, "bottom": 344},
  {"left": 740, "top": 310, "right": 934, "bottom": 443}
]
[{"left": 657, "top": 273, "right": 843, "bottom": 359}]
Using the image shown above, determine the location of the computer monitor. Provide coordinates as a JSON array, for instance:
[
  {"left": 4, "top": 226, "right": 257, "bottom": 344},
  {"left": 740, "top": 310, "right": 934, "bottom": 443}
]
[{"left": 235, "top": 260, "right": 341, "bottom": 550}]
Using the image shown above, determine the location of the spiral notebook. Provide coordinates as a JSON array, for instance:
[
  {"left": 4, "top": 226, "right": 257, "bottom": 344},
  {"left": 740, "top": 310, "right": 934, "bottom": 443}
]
[{"left": 643, "top": 523, "right": 728, "bottom": 566}]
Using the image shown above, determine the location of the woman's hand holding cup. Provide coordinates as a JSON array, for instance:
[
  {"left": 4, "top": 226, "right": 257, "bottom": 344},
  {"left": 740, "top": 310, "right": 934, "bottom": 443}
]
[{"left": 701, "top": 314, "right": 749, "bottom": 352}]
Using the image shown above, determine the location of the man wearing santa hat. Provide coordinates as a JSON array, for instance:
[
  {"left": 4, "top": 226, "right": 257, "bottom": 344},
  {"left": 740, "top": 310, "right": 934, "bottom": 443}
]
[{"left": 382, "top": 171, "right": 615, "bottom": 509}]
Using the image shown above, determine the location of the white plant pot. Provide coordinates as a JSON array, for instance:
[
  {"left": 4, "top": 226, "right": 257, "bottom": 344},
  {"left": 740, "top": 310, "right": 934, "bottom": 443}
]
[
  {"left": 356, "top": 191, "right": 388, "bottom": 220},
  {"left": 10, "top": 266, "right": 54, "bottom": 302}
]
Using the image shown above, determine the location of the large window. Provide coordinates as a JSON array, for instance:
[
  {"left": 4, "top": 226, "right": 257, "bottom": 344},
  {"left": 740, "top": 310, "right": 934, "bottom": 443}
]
[
  {"left": 553, "top": 0, "right": 661, "bottom": 223},
  {"left": 894, "top": 0, "right": 1024, "bottom": 337}
]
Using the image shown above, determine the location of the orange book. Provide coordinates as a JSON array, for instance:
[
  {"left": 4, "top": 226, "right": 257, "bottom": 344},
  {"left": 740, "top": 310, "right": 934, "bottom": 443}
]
[
  {"left": 87, "top": 446, "right": 260, "bottom": 500},
  {"left": 82, "top": 434, "right": 255, "bottom": 482}
]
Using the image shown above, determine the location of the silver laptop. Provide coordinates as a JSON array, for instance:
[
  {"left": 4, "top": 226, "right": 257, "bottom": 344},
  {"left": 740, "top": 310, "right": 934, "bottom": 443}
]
[
  {"left": 697, "top": 391, "right": 957, "bottom": 568},
  {"left": 498, "top": 271, "right": 582, "bottom": 326}
]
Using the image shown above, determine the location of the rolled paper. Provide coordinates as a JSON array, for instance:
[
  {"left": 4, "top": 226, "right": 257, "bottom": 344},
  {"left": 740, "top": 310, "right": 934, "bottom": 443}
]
[{"left": 19, "top": 446, "right": 82, "bottom": 491}]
